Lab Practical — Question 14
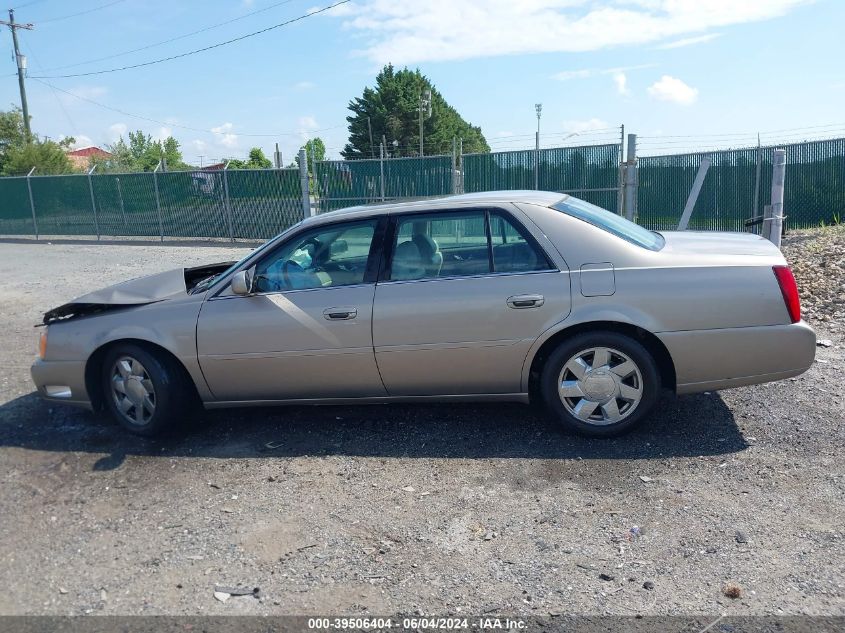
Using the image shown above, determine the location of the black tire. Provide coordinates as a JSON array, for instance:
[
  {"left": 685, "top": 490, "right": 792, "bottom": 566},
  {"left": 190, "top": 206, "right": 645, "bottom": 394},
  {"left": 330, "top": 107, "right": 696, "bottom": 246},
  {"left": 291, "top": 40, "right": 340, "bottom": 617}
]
[
  {"left": 541, "top": 331, "right": 660, "bottom": 437},
  {"left": 101, "top": 343, "right": 192, "bottom": 437}
]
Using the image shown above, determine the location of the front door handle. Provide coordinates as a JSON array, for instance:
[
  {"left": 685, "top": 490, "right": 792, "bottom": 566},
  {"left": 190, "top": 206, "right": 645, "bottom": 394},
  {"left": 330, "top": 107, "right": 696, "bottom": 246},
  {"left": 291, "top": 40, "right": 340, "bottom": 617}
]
[
  {"left": 323, "top": 307, "right": 358, "bottom": 320},
  {"left": 507, "top": 294, "right": 545, "bottom": 309}
]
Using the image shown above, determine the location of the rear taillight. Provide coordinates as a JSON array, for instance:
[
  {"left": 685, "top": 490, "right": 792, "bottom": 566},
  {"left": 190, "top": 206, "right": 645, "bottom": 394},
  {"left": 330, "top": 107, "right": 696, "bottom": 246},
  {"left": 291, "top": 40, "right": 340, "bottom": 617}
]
[{"left": 773, "top": 265, "right": 800, "bottom": 323}]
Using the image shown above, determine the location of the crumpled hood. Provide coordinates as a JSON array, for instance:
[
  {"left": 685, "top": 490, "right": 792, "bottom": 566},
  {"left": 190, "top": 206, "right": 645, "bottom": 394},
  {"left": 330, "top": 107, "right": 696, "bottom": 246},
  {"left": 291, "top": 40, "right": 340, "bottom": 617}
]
[
  {"left": 70, "top": 267, "right": 189, "bottom": 305},
  {"left": 42, "top": 261, "right": 235, "bottom": 324}
]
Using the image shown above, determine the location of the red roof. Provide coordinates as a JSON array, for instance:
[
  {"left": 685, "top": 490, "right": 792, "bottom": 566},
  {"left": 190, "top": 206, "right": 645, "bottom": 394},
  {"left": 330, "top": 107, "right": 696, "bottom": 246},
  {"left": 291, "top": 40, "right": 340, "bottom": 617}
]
[{"left": 67, "top": 146, "right": 113, "bottom": 158}]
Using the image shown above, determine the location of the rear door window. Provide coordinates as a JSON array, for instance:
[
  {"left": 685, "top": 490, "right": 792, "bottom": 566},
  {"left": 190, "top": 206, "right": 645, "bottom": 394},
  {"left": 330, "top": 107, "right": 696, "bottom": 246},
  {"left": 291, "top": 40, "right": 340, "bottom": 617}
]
[
  {"left": 389, "top": 211, "right": 490, "bottom": 281},
  {"left": 489, "top": 212, "right": 554, "bottom": 273}
]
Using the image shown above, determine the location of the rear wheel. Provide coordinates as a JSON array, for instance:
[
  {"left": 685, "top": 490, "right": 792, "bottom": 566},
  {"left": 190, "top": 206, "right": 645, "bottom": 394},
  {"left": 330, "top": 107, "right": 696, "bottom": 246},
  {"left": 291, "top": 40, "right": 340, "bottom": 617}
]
[
  {"left": 101, "top": 344, "right": 190, "bottom": 436},
  {"left": 541, "top": 331, "right": 660, "bottom": 437}
]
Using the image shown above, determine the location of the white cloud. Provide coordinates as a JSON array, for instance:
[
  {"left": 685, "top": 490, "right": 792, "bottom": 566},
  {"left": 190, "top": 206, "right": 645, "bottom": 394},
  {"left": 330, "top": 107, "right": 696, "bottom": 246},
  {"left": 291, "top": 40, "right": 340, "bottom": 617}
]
[
  {"left": 553, "top": 69, "right": 593, "bottom": 81},
  {"left": 613, "top": 72, "right": 628, "bottom": 95},
  {"left": 297, "top": 116, "right": 319, "bottom": 140},
  {"left": 552, "top": 63, "right": 653, "bottom": 82},
  {"left": 155, "top": 126, "right": 172, "bottom": 141},
  {"left": 107, "top": 123, "right": 127, "bottom": 141},
  {"left": 308, "top": 3, "right": 354, "bottom": 16},
  {"left": 647, "top": 75, "right": 699, "bottom": 105},
  {"left": 561, "top": 118, "right": 610, "bottom": 135},
  {"left": 293, "top": 81, "right": 316, "bottom": 91},
  {"left": 70, "top": 134, "right": 93, "bottom": 149},
  {"left": 210, "top": 122, "right": 239, "bottom": 148},
  {"left": 656, "top": 33, "right": 721, "bottom": 49},
  {"left": 326, "top": 0, "right": 808, "bottom": 65}
]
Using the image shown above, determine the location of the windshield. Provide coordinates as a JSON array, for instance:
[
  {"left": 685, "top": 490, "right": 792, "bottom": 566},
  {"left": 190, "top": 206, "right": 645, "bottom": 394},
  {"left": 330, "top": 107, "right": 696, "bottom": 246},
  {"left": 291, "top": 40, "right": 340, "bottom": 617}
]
[
  {"left": 551, "top": 196, "right": 664, "bottom": 251},
  {"left": 190, "top": 220, "right": 307, "bottom": 294}
]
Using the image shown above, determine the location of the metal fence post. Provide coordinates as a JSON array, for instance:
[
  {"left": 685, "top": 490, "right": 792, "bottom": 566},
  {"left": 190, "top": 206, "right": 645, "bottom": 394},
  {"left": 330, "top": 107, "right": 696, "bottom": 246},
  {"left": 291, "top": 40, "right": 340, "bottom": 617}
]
[
  {"left": 310, "top": 146, "right": 319, "bottom": 214},
  {"left": 677, "top": 157, "right": 711, "bottom": 230},
  {"left": 617, "top": 124, "right": 625, "bottom": 215},
  {"left": 762, "top": 204, "right": 773, "bottom": 241},
  {"left": 769, "top": 149, "right": 786, "bottom": 247},
  {"left": 451, "top": 137, "right": 457, "bottom": 194},
  {"left": 87, "top": 164, "right": 101, "bottom": 240},
  {"left": 459, "top": 138, "right": 463, "bottom": 194},
  {"left": 623, "top": 133, "right": 638, "bottom": 222},
  {"left": 26, "top": 166, "right": 38, "bottom": 239},
  {"left": 222, "top": 161, "right": 235, "bottom": 241},
  {"left": 116, "top": 176, "right": 127, "bottom": 228},
  {"left": 752, "top": 134, "right": 762, "bottom": 227},
  {"left": 153, "top": 161, "right": 164, "bottom": 241},
  {"left": 379, "top": 143, "right": 385, "bottom": 201},
  {"left": 298, "top": 148, "right": 312, "bottom": 218}
]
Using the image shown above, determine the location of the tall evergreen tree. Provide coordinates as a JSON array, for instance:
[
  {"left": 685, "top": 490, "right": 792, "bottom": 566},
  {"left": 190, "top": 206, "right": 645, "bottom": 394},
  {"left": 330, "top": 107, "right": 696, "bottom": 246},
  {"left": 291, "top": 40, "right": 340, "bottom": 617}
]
[{"left": 343, "top": 65, "right": 489, "bottom": 159}]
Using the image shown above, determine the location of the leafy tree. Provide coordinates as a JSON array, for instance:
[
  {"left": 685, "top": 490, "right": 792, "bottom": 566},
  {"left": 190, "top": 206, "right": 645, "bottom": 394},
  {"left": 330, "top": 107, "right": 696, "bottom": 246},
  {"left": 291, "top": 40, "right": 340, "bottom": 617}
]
[
  {"left": 343, "top": 65, "right": 489, "bottom": 159},
  {"left": 99, "top": 130, "right": 188, "bottom": 172},
  {"left": 0, "top": 107, "right": 75, "bottom": 175},
  {"left": 0, "top": 106, "right": 27, "bottom": 173},
  {"left": 2, "top": 136, "right": 75, "bottom": 176},
  {"left": 227, "top": 147, "right": 273, "bottom": 170},
  {"left": 293, "top": 136, "right": 326, "bottom": 169}
]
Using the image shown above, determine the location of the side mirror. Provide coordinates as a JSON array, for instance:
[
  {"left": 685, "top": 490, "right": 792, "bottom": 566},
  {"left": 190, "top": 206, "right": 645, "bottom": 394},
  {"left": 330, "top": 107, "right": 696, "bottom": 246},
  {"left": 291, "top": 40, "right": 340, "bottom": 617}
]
[{"left": 230, "top": 269, "right": 254, "bottom": 295}]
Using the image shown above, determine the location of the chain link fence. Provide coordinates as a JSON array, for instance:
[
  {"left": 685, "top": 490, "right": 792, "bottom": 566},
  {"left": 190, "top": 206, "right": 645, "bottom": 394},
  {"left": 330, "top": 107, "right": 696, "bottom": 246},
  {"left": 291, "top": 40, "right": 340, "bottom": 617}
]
[
  {"left": 0, "top": 168, "right": 302, "bottom": 240},
  {"left": 637, "top": 137, "right": 845, "bottom": 231},
  {"left": 314, "top": 154, "right": 455, "bottom": 213},
  {"left": 1, "top": 136, "right": 843, "bottom": 240},
  {"left": 463, "top": 144, "right": 622, "bottom": 212}
]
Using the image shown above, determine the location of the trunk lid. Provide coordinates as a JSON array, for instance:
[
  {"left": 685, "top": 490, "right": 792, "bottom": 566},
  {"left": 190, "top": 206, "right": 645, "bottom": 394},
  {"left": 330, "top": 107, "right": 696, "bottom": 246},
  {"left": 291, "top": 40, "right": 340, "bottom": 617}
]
[{"left": 659, "top": 231, "right": 785, "bottom": 259}]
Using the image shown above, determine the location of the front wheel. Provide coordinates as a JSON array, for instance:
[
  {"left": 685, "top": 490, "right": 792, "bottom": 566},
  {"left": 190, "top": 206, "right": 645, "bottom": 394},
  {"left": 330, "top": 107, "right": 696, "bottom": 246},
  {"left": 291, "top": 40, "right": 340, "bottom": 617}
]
[
  {"left": 101, "top": 344, "right": 190, "bottom": 436},
  {"left": 541, "top": 331, "right": 661, "bottom": 437}
]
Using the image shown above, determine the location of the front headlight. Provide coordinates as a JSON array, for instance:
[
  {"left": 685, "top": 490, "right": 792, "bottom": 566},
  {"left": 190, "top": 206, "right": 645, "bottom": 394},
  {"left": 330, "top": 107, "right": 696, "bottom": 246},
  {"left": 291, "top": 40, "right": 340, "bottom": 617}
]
[{"left": 38, "top": 328, "right": 48, "bottom": 360}]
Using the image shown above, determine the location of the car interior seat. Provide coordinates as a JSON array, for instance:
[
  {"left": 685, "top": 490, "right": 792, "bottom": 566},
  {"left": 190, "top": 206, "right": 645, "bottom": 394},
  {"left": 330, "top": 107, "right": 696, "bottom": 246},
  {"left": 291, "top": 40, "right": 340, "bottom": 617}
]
[
  {"left": 391, "top": 240, "right": 426, "bottom": 280},
  {"left": 412, "top": 233, "right": 443, "bottom": 277}
]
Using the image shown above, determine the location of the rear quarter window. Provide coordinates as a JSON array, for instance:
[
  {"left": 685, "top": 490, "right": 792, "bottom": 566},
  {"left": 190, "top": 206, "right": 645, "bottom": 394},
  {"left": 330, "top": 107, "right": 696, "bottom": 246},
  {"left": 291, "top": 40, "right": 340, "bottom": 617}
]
[{"left": 552, "top": 197, "right": 664, "bottom": 251}]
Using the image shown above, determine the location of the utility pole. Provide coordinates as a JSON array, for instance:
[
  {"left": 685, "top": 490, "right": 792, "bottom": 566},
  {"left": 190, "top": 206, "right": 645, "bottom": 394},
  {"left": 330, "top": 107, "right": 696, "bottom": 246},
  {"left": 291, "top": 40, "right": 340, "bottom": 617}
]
[
  {"left": 419, "top": 89, "right": 432, "bottom": 157},
  {"left": 1, "top": 10, "right": 34, "bottom": 140},
  {"left": 534, "top": 103, "right": 542, "bottom": 190},
  {"left": 274, "top": 142, "right": 282, "bottom": 169},
  {"left": 367, "top": 116, "right": 375, "bottom": 159}
]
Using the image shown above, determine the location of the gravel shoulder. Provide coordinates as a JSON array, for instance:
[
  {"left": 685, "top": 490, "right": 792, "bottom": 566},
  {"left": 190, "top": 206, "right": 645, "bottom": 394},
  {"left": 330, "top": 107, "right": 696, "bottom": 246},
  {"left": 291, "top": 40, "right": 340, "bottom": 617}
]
[{"left": 0, "top": 232, "right": 843, "bottom": 617}]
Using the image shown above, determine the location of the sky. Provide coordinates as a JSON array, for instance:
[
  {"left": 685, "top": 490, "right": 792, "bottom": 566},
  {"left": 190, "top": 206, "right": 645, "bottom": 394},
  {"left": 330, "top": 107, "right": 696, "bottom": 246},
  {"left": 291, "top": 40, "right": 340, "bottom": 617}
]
[{"left": 1, "top": 0, "right": 843, "bottom": 166}]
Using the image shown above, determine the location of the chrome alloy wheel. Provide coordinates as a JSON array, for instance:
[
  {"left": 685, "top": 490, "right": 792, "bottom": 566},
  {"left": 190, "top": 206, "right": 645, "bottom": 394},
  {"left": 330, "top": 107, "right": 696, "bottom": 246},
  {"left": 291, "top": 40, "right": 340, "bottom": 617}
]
[
  {"left": 110, "top": 355, "right": 156, "bottom": 426},
  {"left": 557, "top": 346, "right": 644, "bottom": 425}
]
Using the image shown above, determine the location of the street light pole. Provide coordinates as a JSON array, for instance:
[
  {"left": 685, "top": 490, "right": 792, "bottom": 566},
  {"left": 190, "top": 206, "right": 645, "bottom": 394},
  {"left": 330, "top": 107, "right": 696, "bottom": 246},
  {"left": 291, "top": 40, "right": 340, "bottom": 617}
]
[
  {"left": 534, "top": 103, "right": 542, "bottom": 190},
  {"left": 1, "top": 10, "right": 34, "bottom": 140}
]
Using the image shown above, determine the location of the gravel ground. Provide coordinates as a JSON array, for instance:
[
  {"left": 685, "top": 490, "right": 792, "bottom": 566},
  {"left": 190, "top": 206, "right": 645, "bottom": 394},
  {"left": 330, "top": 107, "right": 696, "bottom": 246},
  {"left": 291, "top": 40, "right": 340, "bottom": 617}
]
[{"left": 0, "top": 231, "right": 843, "bottom": 617}]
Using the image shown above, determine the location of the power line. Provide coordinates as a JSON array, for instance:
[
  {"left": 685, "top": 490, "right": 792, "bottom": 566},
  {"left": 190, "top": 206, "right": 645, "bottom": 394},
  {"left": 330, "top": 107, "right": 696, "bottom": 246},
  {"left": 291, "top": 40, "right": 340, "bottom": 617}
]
[
  {"left": 39, "top": 0, "right": 298, "bottom": 73},
  {"left": 38, "top": 0, "right": 128, "bottom": 24},
  {"left": 31, "top": 0, "right": 351, "bottom": 79},
  {"left": 11, "top": 0, "right": 47, "bottom": 9},
  {"left": 31, "top": 76, "right": 346, "bottom": 138}
]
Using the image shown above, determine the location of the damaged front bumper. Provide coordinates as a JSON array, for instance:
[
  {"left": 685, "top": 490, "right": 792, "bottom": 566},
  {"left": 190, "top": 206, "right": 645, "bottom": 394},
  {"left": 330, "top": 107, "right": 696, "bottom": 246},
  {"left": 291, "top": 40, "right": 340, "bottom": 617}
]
[{"left": 31, "top": 358, "right": 92, "bottom": 409}]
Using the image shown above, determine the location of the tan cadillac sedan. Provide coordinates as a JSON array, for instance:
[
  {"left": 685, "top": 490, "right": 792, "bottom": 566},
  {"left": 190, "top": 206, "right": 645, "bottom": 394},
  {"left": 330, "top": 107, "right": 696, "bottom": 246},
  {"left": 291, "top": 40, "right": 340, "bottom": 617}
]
[{"left": 31, "top": 191, "right": 815, "bottom": 437}]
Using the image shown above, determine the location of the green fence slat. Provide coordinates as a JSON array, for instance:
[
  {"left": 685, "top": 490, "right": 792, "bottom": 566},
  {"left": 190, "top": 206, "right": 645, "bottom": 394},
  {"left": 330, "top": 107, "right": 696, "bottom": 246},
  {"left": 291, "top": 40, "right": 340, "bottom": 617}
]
[
  {"left": 315, "top": 154, "right": 453, "bottom": 213},
  {"left": 0, "top": 176, "right": 34, "bottom": 235},
  {"left": 227, "top": 168, "right": 302, "bottom": 239}
]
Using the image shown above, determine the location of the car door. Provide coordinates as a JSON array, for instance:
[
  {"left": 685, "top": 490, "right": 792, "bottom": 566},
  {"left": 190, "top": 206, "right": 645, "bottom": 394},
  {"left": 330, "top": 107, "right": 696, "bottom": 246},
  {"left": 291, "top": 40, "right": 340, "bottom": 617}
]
[
  {"left": 372, "top": 207, "right": 571, "bottom": 396},
  {"left": 196, "top": 217, "right": 388, "bottom": 401}
]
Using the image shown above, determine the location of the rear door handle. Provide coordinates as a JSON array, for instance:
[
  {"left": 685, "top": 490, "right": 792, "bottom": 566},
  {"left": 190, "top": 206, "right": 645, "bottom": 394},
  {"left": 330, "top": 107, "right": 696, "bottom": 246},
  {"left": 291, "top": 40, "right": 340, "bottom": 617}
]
[
  {"left": 507, "top": 294, "right": 545, "bottom": 309},
  {"left": 323, "top": 307, "right": 358, "bottom": 320}
]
